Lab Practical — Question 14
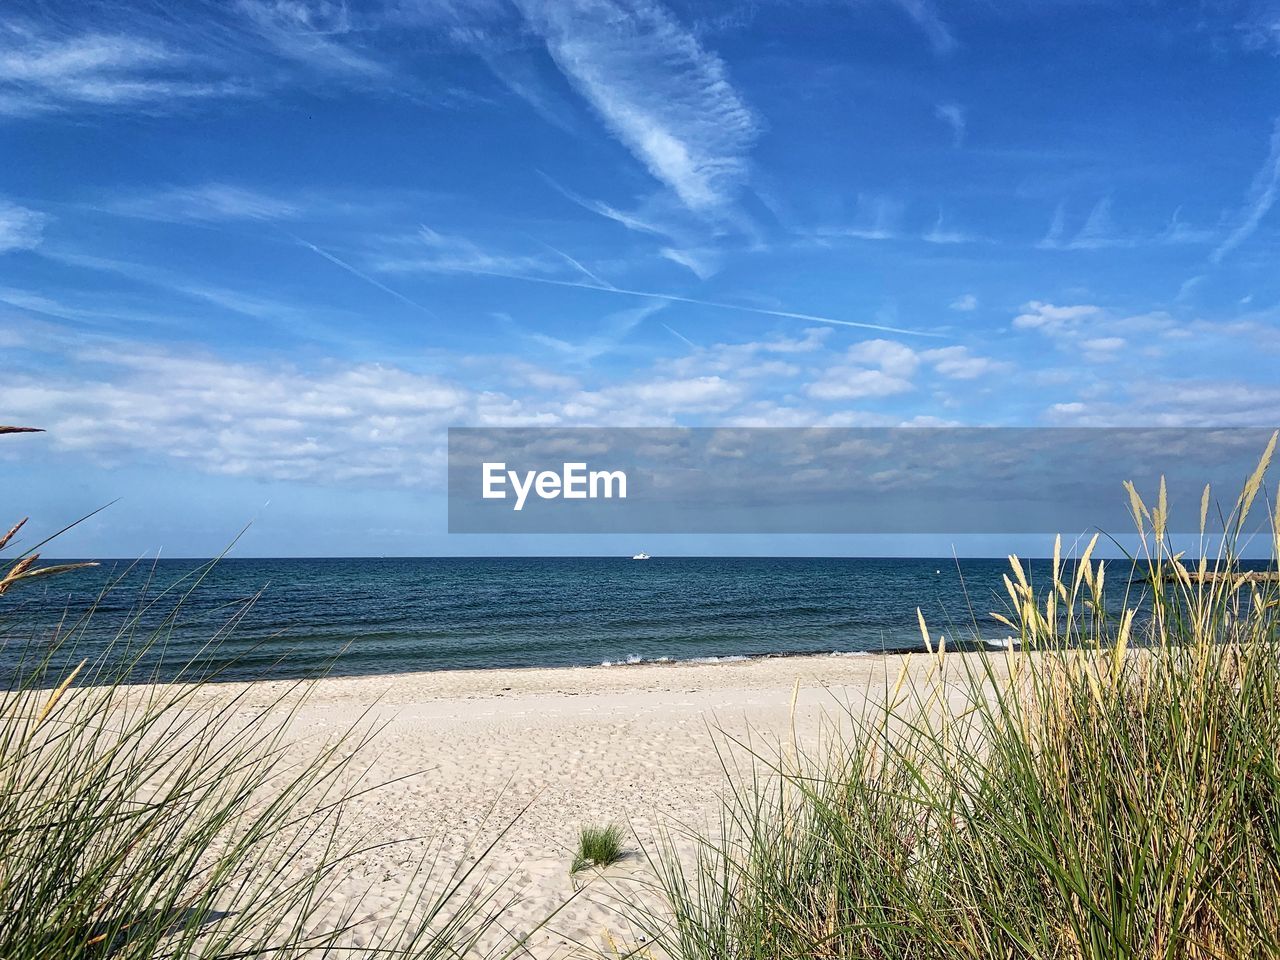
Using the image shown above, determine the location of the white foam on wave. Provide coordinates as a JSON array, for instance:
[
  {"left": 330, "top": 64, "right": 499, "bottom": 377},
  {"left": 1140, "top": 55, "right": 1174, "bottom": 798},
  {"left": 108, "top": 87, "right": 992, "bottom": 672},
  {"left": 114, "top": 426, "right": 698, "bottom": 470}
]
[
  {"left": 600, "top": 651, "right": 872, "bottom": 668},
  {"left": 599, "top": 654, "right": 673, "bottom": 667}
]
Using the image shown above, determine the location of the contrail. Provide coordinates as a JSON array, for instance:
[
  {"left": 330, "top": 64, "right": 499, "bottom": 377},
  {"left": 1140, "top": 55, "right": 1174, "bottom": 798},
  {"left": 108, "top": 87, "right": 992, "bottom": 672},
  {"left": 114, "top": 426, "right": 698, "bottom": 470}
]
[
  {"left": 534, "top": 239, "right": 618, "bottom": 290},
  {"left": 291, "top": 234, "right": 440, "bottom": 318},
  {"left": 466, "top": 270, "right": 943, "bottom": 338},
  {"left": 1211, "top": 117, "right": 1280, "bottom": 265},
  {"left": 662, "top": 322, "right": 699, "bottom": 348}
]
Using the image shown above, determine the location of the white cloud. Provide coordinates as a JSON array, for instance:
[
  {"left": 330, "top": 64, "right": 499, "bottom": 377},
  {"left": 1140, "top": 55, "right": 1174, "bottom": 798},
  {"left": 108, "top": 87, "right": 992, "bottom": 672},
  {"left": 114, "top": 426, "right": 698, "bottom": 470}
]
[
  {"left": 1048, "top": 401, "right": 1086, "bottom": 419},
  {"left": 515, "top": 0, "right": 759, "bottom": 217},
  {"left": 501, "top": 359, "right": 580, "bottom": 392},
  {"left": 934, "top": 102, "right": 965, "bottom": 146},
  {"left": 1069, "top": 196, "right": 1126, "bottom": 250},
  {"left": 846, "top": 338, "right": 920, "bottom": 377},
  {"left": 1039, "top": 198, "right": 1220, "bottom": 253},
  {"left": 660, "top": 247, "right": 719, "bottom": 279},
  {"left": 1012, "top": 301, "right": 1181, "bottom": 366},
  {"left": 523, "top": 301, "right": 665, "bottom": 363},
  {"left": 0, "top": 200, "right": 46, "bottom": 252},
  {"left": 538, "top": 173, "right": 675, "bottom": 237},
  {"left": 1211, "top": 117, "right": 1280, "bottom": 264},
  {"left": 617, "top": 375, "right": 741, "bottom": 408},
  {"left": 720, "top": 404, "right": 866, "bottom": 428},
  {"left": 1080, "top": 336, "right": 1126, "bottom": 362},
  {"left": 8, "top": 348, "right": 489, "bottom": 484},
  {"left": 6, "top": 329, "right": 851, "bottom": 482},
  {"left": 1159, "top": 208, "right": 1215, "bottom": 246},
  {"left": 108, "top": 184, "right": 302, "bottom": 223},
  {"left": 1176, "top": 274, "right": 1205, "bottom": 302},
  {"left": 556, "top": 374, "right": 748, "bottom": 422},
  {"left": 0, "top": 4, "right": 420, "bottom": 118},
  {"left": 950, "top": 293, "right": 978, "bottom": 311},
  {"left": 667, "top": 328, "right": 830, "bottom": 379},
  {"left": 805, "top": 338, "right": 923, "bottom": 400},
  {"left": 1036, "top": 202, "right": 1068, "bottom": 250},
  {"left": 9, "top": 317, "right": 1016, "bottom": 484},
  {"left": 1046, "top": 380, "right": 1280, "bottom": 427},
  {"left": 1012, "top": 300, "right": 1102, "bottom": 332},
  {"left": 464, "top": 30, "right": 582, "bottom": 132},
  {"left": 378, "top": 227, "right": 554, "bottom": 276},
  {"left": 1240, "top": 11, "right": 1280, "bottom": 53},
  {"left": 821, "top": 195, "right": 902, "bottom": 241},
  {"left": 0, "top": 24, "right": 245, "bottom": 115},
  {"left": 890, "top": 0, "right": 957, "bottom": 54},
  {"left": 235, "top": 0, "right": 389, "bottom": 77},
  {"left": 805, "top": 337, "right": 1007, "bottom": 395},
  {"left": 1038, "top": 198, "right": 1133, "bottom": 251},
  {"left": 754, "top": 328, "right": 831, "bottom": 354},
  {"left": 807, "top": 368, "right": 915, "bottom": 401},
  {"left": 920, "top": 346, "right": 1007, "bottom": 379},
  {"left": 923, "top": 212, "right": 976, "bottom": 244},
  {"left": 11, "top": 338, "right": 761, "bottom": 482}
]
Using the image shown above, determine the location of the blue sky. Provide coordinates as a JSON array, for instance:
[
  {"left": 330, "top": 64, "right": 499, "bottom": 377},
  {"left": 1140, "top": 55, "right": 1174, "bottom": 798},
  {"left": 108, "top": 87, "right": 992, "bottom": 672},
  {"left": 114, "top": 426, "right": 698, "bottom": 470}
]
[{"left": 2, "top": 0, "right": 1279, "bottom": 557}]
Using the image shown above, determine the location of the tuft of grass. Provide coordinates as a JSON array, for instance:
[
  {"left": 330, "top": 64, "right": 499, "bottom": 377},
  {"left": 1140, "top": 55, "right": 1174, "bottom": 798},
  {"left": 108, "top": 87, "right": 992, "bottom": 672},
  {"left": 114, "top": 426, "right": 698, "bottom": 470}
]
[
  {"left": 634, "top": 434, "right": 1280, "bottom": 960},
  {"left": 572, "top": 823, "right": 627, "bottom": 874}
]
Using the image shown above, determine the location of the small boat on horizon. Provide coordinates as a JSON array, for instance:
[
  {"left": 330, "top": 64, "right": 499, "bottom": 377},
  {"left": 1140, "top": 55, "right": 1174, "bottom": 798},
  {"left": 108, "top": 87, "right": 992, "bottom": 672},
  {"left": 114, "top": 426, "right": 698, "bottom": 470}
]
[{"left": 631, "top": 552, "right": 651, "bottom": 560}]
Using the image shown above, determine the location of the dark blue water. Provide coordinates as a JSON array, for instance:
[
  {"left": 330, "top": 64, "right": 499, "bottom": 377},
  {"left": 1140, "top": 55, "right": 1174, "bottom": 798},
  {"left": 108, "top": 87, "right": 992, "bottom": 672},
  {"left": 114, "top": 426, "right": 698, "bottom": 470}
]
[{"left": 0, "top": 556, "right": 1158, "bottom": 682}]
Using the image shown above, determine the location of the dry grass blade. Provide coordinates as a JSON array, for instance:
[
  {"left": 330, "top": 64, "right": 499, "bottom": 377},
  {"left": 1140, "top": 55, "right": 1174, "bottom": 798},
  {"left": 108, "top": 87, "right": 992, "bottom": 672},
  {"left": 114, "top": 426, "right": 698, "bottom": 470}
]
[
  {"left": 34, "top": 659, "right": 86, "bottom": 726},
  {"left": 0, "top": 554, "right": 100, "bottom": 597},
  {"left": 0, "top": 518, "right": 27, "bottom": 552}
]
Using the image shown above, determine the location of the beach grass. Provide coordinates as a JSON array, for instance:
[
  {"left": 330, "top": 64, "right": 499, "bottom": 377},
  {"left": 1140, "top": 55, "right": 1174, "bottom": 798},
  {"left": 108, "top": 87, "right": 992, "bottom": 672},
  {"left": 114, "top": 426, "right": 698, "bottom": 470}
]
[
  {"left": 0, "top": 458, "right": 536, "bottom": 956},
  {"left": 572, "top": 823, "right": 627, "bottom": 874},
  {"left": 633, "top": 435, "right": 1280, "bottom": 959},
  {"left": 0, "top": 592, "right": 526, "bottom": 959}
]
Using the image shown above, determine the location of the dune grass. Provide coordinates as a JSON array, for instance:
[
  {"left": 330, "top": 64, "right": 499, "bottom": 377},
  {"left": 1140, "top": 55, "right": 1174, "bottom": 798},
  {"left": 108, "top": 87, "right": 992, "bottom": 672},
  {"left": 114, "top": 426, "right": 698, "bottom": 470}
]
[
  {"left": 635, "top": 436, "right": 1280, "bottom": 959},
  {"left": 0, "top": 585, "right": 530, "bottom": 959},
  {"left": 0, "top": 438, "right": 540, "bottom": 958},
  {"left": 572, "top": 824, "right": 627, "bottom": 875}
]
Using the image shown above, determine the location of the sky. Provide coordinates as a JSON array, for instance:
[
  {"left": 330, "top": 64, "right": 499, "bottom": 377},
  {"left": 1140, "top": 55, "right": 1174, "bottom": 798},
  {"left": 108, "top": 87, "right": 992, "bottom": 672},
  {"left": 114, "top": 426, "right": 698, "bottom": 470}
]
[{"left": 2, "top": 0, "right": 1279, "bottom": 557}]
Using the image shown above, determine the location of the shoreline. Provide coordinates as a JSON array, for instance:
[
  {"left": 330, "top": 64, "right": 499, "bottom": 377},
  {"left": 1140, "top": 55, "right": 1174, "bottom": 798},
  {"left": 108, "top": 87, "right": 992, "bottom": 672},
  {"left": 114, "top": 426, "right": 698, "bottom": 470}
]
[
  {"left": 166, "top": 647, "right": 949, "bottom": 705},
  {"left": 82, "top": 640, "right": 1013, "bottom": 691}
]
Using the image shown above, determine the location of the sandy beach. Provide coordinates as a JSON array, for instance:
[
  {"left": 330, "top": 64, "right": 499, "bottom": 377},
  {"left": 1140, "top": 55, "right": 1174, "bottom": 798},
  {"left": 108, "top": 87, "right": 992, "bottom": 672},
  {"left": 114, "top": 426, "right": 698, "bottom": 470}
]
[{"left": 201, "top": 652, "right": 926, "bottom": 957}]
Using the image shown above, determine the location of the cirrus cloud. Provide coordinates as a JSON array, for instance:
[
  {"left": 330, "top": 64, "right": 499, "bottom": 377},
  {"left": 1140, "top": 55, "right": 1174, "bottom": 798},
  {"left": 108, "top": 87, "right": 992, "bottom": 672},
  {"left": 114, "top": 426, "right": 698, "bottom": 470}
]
[
  {"left": 0, "top": 199, "right": 46, "bottom": 251},
  {"left": 514, "top": 0, "right": 759, "bottom": 218}
]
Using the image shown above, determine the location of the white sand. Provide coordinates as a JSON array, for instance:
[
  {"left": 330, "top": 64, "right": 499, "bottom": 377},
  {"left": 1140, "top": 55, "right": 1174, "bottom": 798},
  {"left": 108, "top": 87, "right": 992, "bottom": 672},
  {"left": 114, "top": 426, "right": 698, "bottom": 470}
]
[{"left": 203, "top": 653, "right": 936, "bottom": 957}]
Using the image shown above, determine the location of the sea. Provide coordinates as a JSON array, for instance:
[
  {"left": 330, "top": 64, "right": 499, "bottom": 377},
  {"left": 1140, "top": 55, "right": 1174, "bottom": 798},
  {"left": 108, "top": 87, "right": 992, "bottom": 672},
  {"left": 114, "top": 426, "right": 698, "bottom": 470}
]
[{"left": 0, "top": 556, "right": 1189, "bottom": 683}]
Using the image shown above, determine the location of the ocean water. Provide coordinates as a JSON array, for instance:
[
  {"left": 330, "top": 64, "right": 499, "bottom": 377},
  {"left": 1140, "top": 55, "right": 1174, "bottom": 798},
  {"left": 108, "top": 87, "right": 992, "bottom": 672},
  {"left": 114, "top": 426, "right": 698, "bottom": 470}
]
[{"left": 2, "top": 556, "right": 1148, "bottom": 683}]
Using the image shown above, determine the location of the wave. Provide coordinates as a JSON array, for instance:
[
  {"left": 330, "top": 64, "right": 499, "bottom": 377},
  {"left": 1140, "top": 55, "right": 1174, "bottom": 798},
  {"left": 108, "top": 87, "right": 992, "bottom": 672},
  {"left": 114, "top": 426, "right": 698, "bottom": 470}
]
[
  {"left": 594, "top": 635, "right": 1031, "bottom": 668},
  {"left": 598, "top": 648, "right": 894, "bottom": 668}
]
